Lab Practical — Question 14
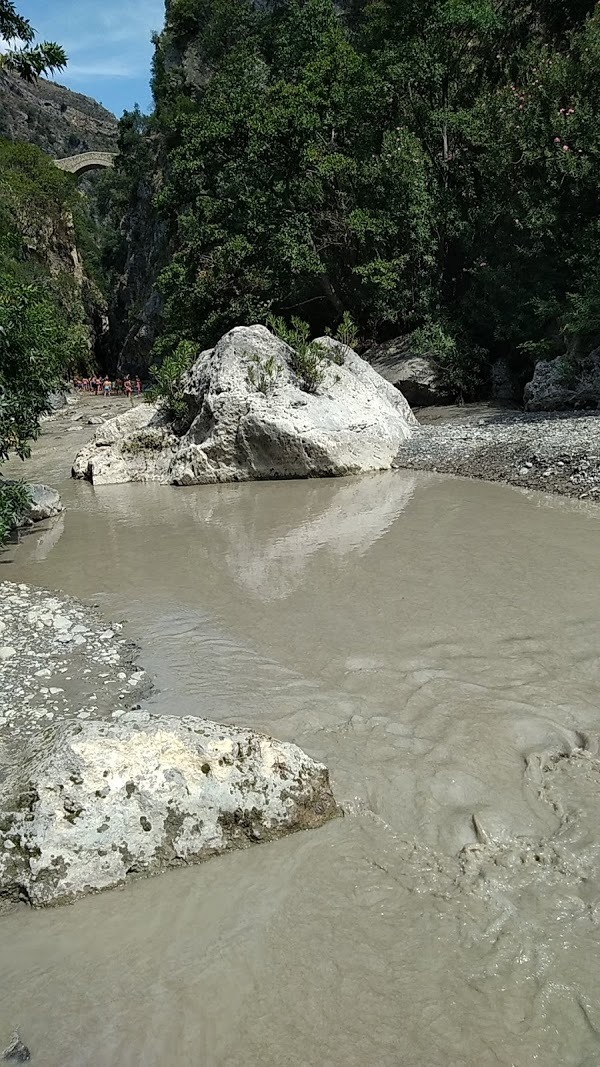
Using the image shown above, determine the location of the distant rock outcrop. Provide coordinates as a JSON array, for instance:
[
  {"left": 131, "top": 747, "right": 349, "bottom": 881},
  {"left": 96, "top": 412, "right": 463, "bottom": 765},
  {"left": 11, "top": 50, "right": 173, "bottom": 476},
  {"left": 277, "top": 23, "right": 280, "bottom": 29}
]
[
  {"left": 366, "top": 335, "right": 448, "bottom": 407},
  {"left": 72, "top": 325, "right": 417, "bottom": 485},
  {"left": 524, "top": 348, "right": 600, "bottom": 411},
  {"left": 0, "top": 73, "right": 117, "bottom": 158}
]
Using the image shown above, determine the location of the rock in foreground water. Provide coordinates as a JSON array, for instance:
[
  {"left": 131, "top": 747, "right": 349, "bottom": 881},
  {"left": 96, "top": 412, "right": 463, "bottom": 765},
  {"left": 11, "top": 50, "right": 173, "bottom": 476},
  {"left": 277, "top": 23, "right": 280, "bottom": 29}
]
[
  {"left": 0, "top": 711, "right": 339, "bottom": 906},
  {"left": 2, "top": 1031, "right": 31, "bottom": 1062},
  {"left": 72, "top": 324, "right": 416, "bottom": 485},
  {"left": 0, "top": 481, "right": 63, "bottom": 526}
]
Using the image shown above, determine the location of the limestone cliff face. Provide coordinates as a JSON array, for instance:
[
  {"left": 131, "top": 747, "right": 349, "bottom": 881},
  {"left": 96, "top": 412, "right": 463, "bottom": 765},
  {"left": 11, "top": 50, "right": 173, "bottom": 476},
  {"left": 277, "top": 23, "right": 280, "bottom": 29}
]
[
  {"left": 106, "top": 164, "right": 171, "bottom": 378},
  {"left": 0, "top": 73, "right": 118, "bottom": 158}
]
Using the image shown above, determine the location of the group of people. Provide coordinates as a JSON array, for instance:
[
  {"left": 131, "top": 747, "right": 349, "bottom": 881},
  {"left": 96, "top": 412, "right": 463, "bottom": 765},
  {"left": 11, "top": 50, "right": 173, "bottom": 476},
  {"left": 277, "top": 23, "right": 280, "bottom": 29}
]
[{"left": 74, "top": 375, "right": 143, "bottom": 398}]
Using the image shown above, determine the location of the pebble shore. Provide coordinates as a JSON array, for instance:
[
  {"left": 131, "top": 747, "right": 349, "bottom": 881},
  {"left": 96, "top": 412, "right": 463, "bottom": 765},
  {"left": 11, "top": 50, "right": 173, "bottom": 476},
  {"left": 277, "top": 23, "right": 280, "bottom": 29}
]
[
  {"left": 394, "top": 408, "right": 600, "bottom": 500},
  {"left": 0, "top": 582, "right": 150, "bottom": 742}
]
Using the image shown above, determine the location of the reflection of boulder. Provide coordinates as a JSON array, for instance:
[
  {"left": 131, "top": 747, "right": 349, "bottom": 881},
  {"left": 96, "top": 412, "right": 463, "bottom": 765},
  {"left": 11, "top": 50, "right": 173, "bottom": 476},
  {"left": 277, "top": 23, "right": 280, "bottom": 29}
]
[
  {"left": 207, "top": 471, "right": 417, "bottom": 600},
  {"left": 73, "top": 325, "right": 417, "bottom": 486},
  {"left": 79, "top": 471, "right": 418, "bottom": 600},
  {"left": 27, "top": 512, "right": 65, "bottom": 561},
  {"left": 0, "top": 710, "right": 339, "bottom": 907}
]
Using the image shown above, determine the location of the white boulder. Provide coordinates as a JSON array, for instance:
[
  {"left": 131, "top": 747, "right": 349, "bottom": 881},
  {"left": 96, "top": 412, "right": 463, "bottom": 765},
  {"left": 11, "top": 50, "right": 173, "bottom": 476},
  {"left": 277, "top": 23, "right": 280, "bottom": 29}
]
[
  {"left": 72, "top": 325, "right": 417, "bottom": 486},
  {"left": 0, "top": 710, "right": 338, "bottom": 906}
]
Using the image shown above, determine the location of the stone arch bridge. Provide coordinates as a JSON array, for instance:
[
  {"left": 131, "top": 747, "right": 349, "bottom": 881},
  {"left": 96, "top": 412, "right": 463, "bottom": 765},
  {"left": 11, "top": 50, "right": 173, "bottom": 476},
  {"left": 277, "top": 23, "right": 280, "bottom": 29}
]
[{"left": 54, "top": 151, "right": 116, "bottom": 176}]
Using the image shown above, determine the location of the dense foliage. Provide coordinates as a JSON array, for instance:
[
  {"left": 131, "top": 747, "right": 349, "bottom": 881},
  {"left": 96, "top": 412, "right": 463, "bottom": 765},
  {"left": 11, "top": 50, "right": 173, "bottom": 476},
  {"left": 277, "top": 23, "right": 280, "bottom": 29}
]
[
  {"left": 0, "top": 138, "right": 93, "bottom": 541},
  {"left": 124, "top": 0, "right": 600, "bottom": 401}
]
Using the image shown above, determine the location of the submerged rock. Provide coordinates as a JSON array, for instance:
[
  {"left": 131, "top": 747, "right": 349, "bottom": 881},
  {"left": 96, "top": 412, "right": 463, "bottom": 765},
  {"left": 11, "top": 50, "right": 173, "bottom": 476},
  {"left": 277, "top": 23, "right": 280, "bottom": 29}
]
[
  {"left": 72, "top": 324, "right": 416, "bottom": 485},
  {"left": 0, "top": 710, "right": 339, "bottom": 906},
  {"left": 25, "top": 483, "right": 63, "bottom": 524},
  {"left": 2, "top": 1032, "right": 30, "bottom": 1063}
]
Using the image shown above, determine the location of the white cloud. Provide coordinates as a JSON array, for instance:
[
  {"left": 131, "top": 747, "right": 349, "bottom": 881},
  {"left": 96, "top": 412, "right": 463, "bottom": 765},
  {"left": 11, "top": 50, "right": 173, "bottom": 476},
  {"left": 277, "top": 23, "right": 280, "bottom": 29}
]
[{"left": 63, "top": 62, "right": 135, "bottom": 79}]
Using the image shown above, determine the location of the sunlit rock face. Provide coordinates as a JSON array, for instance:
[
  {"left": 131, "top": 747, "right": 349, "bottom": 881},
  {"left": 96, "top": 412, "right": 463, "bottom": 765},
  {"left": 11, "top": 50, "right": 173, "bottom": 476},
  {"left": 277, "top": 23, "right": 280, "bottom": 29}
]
[{"left": 73, "top": 325, "right": 417, "bottom": 486}]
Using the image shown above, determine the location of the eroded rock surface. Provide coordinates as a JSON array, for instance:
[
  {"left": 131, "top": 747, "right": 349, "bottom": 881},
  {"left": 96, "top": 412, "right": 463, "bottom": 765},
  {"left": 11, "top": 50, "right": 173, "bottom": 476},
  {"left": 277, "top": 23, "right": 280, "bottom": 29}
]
[
  {"left": 524, "top": 348, "right": 600, "bottom": 411},
  {"left": 23, "top": 484, "right": 63, "bottom": 524},
  {"left": 72, "top": 325, "right": 416, "bottom": 485},
  {"left": 0, "top": 711, "right": 338, "bottom": 906}
]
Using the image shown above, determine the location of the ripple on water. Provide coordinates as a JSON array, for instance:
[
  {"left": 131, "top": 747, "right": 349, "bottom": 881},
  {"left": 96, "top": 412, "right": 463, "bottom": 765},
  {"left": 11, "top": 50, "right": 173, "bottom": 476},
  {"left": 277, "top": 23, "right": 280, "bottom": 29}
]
[{"left": 2, "top": 420, "right": 600, "bottom": 1065}]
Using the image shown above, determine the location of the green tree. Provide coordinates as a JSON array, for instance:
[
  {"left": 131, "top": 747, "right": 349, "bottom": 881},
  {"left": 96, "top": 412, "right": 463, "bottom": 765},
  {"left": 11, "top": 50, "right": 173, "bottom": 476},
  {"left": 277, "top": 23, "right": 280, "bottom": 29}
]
[
  {"left": 0, "top": 0, "right": 67, "bottom": 81},
  {"left": 0, "top": 140, "right": 91, "bottom": 545},
  {"left": 123, "top": 0, "right": 600, "bottom": 402}
]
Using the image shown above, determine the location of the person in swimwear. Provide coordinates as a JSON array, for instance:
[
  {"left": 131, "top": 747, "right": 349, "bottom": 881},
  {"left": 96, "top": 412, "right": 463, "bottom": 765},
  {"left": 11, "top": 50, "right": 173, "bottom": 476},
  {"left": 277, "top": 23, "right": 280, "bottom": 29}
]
[{"left": 104, "top": 376, "right": 111, "bottom": 397}]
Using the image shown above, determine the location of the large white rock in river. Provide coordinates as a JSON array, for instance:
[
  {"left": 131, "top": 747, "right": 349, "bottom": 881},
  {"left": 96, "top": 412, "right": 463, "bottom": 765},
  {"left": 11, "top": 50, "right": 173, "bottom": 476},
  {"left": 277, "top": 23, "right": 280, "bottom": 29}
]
[
  {"left": 72, "top": 325, "right": 417, "bottom": 485},
  {"left": 0, "top": 711, "right": 338, "bottom": 906}
]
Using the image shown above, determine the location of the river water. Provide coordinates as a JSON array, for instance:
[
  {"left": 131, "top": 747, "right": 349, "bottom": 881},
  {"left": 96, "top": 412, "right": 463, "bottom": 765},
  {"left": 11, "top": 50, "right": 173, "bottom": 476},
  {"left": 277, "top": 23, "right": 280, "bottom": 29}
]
[{"left": 2, "top": 403, "right": 600, "bottom": 1066}]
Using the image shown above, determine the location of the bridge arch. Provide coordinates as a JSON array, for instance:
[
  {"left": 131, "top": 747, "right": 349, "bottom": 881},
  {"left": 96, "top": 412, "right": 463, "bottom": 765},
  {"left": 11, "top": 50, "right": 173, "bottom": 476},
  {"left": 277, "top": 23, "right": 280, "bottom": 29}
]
[{"left": 54, "top": 151, "right": 117, "bottom": 176}]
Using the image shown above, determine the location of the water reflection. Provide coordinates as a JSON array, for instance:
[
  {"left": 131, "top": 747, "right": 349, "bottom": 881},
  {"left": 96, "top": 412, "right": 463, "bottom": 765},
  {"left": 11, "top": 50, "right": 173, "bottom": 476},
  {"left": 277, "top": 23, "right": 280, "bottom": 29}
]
[{"left": 206, "top": 471, "right": 418, "bottom": 600}]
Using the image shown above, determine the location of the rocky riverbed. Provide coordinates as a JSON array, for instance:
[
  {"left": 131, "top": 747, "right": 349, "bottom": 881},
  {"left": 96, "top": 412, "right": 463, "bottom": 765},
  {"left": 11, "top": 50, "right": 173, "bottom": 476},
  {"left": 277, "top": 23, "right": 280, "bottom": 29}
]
[
  {"left": 394, "top": 406, "right": 600, "bottom": 499},
  {"left": 0, "top": 581, "right": 148, "bottom": 742}
]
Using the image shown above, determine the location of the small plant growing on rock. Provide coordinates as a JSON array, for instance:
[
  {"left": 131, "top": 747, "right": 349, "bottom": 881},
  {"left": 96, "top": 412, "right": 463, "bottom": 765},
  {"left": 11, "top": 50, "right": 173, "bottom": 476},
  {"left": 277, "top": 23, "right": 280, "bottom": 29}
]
[
  {"left": 267, "top": 314, "right": 327, "bottom": 394},
  {"left": 146, "top": 340, "right": 197, "bottom": 424},
  {"left": 122, "top": 430, "right": 165, "bottom": 456},
  {"left": 246, "top": 352, "right": 281, "bottom": 395},
  {"left": 336, "top": 311, "right": 358, "bottom": 351}
]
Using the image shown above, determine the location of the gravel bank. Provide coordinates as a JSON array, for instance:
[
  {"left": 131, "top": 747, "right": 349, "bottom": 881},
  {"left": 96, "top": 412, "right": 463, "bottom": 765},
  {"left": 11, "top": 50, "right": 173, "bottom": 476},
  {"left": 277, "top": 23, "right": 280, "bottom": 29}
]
[
  {"left": 0, "top": 582, "right": 150, "bottom": 742},
  {"left": 394, "top": 408, "right": 600, "bottom": 499}
]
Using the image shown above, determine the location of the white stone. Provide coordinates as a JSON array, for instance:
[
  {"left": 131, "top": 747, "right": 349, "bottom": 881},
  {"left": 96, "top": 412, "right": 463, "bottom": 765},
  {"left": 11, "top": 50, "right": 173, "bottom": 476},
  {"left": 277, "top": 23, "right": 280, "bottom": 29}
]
[
  {"left": 0, "top": 711, "right": 338, "bottom": 906},
  {"left": 0, "top": 647, "right": 16, "bottom": 662},
  {"left": 72, "top": 325, "right": 417, "bottom": 486}
]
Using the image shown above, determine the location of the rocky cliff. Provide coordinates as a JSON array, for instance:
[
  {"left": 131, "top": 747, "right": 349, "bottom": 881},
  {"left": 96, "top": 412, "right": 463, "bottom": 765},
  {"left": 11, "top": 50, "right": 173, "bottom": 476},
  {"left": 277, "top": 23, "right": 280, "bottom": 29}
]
[{"left": 0, "top": 72, "right": 118, "bottom": 158}]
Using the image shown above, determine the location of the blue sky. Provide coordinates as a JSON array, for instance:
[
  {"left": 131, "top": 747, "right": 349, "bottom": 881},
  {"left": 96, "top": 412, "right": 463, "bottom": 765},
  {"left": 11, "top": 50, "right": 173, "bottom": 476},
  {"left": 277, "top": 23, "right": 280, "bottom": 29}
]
[{"left": 18, "top": 0, "right": 165, "bottom": 116}]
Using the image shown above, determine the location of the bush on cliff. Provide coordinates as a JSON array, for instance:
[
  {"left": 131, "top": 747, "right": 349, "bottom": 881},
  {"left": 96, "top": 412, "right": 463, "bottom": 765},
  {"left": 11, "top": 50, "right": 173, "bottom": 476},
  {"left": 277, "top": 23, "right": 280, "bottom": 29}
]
[{"left": 0, "top": 139, "right": 91, "bottom": 545}]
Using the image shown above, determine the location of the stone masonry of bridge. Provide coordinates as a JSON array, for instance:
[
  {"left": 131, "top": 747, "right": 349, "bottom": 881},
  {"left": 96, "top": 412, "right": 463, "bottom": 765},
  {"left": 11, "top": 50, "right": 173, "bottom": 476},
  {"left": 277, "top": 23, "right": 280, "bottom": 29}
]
[{"left": 54, "top": 151, "right": 116, "bottom": 175}]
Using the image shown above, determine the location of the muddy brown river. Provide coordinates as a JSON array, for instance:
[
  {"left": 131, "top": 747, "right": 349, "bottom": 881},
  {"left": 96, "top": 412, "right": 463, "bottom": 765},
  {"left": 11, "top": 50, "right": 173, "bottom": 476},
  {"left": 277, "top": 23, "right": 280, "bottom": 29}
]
[{"left": 2, "top": 401, "right": 600, "bottom": 1066}]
